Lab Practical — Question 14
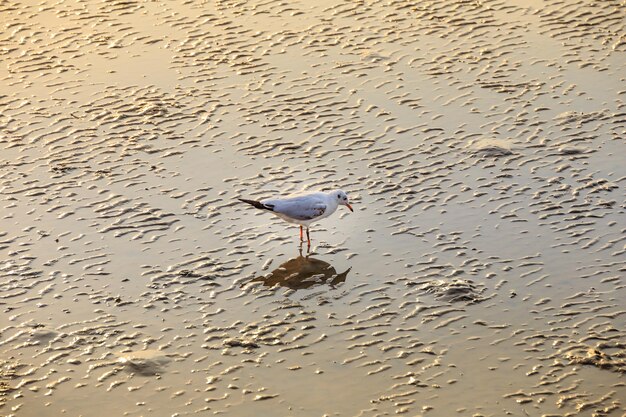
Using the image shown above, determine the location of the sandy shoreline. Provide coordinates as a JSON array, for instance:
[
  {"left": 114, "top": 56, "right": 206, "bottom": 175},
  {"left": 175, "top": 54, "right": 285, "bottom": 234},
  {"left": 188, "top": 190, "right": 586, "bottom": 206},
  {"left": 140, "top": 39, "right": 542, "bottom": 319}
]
[{"left": 1, "top": 0, "right": 625, "bottom": 416}]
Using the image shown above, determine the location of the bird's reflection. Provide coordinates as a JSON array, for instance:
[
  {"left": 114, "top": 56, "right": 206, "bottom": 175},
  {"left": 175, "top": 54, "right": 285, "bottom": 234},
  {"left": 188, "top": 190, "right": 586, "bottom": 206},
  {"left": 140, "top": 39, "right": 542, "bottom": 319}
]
[{"left": 251, "top": 250, "right": 351, "bottom": 290}]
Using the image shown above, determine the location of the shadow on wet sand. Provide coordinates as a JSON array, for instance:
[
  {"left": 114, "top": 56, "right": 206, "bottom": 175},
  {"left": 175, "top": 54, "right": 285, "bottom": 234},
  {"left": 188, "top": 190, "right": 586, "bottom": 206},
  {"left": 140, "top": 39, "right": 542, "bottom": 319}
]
[{"left": 250, "top": 249, "right": 351, "bottom": 291}]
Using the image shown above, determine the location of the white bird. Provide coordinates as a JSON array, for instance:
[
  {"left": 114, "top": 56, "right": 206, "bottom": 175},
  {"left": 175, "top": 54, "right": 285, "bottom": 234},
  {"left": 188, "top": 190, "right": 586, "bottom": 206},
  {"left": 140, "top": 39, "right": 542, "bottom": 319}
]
[{"left": 238, "top": 189, "right": 354, "bottom": 247}]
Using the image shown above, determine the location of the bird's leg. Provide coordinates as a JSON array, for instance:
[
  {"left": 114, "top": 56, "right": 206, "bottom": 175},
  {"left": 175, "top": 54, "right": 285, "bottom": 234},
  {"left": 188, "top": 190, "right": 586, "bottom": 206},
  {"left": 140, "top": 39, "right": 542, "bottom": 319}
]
[
  {"left": 306, "top": 228, "right": 311, "bottom": 249},
  {"left": 299, "top": 225, "right": 303, "bottom": 242}
]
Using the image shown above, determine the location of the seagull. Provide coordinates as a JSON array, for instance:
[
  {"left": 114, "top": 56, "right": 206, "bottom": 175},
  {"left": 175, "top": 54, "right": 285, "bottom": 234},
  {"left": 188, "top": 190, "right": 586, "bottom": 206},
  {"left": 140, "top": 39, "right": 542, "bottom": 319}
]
[{"left": 238, "top": 189, "right": 353, "bottom": 247}]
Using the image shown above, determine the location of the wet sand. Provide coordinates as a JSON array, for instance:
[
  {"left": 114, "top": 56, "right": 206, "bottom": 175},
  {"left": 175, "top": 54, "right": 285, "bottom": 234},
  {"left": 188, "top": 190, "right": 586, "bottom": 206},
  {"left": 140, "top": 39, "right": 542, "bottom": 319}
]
[{"left": 1, "top": 0, "right": 625, "bottom": 416}]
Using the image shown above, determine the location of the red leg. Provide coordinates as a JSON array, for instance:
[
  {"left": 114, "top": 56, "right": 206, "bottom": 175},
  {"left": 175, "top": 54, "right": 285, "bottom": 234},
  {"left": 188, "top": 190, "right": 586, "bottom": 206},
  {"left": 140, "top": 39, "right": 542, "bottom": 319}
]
[
  {"left": 306, "top": 228, "right": 311, "bottom": 247},
  {"left": 299, "top": 225, "right": 303, "bottom": 242}
]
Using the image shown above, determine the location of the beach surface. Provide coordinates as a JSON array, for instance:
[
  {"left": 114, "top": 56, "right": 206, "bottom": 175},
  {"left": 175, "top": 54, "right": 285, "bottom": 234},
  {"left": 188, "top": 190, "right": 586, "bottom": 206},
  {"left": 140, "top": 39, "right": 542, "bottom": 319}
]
[{"left": 1, "top": 0, "right": 625, "bottom": 416}]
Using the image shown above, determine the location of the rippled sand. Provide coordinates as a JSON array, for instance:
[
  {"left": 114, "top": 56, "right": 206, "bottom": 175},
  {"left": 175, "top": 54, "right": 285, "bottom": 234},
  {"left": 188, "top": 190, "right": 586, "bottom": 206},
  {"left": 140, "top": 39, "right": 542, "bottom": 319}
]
[{"left": 1, "top": 0, "right": 625, "bottom": 416}]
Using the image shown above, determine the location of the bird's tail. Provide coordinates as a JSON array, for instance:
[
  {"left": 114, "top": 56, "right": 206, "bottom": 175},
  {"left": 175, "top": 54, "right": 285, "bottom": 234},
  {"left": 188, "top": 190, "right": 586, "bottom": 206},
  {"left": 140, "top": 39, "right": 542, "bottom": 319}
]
[{"left": 238, "top": 198, "right": 273, "bottom": 211}]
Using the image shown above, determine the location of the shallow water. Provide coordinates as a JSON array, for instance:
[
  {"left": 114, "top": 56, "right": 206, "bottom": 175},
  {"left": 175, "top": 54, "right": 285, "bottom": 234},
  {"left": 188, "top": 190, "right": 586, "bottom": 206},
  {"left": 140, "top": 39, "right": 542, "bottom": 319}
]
[{"left": 1, "top": 0, "right": 625, "bottom": 416}]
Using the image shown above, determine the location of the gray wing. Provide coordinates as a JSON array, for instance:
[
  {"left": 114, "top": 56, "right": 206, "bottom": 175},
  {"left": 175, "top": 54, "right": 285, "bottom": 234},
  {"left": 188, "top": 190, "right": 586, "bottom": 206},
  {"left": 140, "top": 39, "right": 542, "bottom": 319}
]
[{"left": 262, "top": 195, "right": 327, "bottom": 220}]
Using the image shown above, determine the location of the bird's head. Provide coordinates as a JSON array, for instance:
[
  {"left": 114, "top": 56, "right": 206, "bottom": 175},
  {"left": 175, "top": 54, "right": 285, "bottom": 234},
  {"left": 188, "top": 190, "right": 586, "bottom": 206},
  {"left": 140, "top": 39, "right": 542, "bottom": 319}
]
[{"left": 331, "top": 189, "right": 353, "bottom": 212}]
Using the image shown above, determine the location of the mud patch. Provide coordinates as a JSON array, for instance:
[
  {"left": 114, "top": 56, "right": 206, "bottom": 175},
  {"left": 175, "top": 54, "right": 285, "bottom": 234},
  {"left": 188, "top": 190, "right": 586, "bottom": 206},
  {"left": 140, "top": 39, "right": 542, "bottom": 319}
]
[
  {"left": 0, "top": 361, "right": 18, "bottom": 409},
  {"left": 563, "top": 345, "right": 626, "bottom": 373},
  {"left": 117, "top": 350, "right": 171, "bottom": 377},
  {"left": 419, "top": 279, "right": 487, "bottom": 304},
  {"left": 467, "top": 139, "right": 514, "bottom": 157}
]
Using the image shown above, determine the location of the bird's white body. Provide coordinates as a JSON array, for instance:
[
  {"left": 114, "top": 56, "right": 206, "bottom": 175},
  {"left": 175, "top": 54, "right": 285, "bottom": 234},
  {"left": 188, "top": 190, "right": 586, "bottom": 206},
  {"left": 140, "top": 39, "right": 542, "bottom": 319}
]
[
  {"left": 261, "top": 191, "right": 340, "bottom": 227},
  {"left": 238, "top": 189, "right": 353, "bottom": 246}
]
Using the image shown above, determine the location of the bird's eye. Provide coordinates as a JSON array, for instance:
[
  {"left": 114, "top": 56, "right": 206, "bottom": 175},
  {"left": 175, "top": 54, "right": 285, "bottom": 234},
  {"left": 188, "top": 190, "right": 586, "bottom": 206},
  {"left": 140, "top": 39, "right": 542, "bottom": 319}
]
[{"left": 337, "top": 194, "right": 340, "bottom": 199}]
